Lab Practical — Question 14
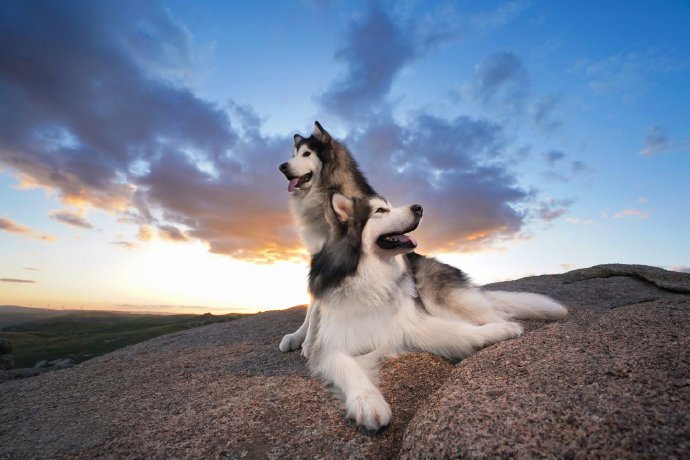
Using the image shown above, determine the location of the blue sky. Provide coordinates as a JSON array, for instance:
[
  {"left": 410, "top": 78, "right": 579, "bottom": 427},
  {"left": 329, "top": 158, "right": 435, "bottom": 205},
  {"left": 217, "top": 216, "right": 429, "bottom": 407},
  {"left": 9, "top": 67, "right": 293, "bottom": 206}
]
[{"left": 1, "top": 0, "right": 688, "bottom": 312}]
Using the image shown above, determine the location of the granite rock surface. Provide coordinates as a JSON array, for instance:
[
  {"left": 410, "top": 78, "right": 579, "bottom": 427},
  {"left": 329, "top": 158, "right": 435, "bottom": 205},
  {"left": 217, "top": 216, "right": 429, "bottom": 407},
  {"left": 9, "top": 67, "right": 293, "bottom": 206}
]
[{"left": 0, "top": 264, "right": 688, "bottom": 458}]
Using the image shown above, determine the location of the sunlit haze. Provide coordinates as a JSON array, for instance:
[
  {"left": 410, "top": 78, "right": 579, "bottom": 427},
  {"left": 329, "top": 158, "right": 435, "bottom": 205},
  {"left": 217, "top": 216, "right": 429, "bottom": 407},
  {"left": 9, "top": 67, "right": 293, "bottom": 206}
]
[{"left": 1, "top": 1, "right": 689, "bottom": 313}]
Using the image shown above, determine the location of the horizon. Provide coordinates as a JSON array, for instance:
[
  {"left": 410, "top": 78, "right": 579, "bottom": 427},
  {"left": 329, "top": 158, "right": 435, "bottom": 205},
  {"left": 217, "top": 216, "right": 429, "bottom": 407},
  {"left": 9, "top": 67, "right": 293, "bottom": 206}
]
[
  {"left": 1, "top": 1, "right": 689, "bottom": 314},
  {"left": 0, "top": 303, "right": 266, "bottom": 315}
]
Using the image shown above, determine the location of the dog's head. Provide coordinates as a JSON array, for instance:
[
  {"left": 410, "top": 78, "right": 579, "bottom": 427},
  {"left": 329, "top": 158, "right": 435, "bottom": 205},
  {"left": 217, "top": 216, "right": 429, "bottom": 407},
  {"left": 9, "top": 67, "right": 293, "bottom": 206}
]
[
  {"left": 309, "top": 193, "right": 423, "bottom": 296},
  {"left": 279, "top": 121, "right": 333, "bottom": 193},
  {"left": 331, "top": 193, "right": 423, "bottom": 258}
]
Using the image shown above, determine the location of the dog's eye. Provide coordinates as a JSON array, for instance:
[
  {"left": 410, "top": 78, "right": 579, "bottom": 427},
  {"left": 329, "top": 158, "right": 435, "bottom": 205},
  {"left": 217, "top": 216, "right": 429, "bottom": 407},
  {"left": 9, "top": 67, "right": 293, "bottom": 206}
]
[
  {"left": 375, "top": 207, "right": 389, "bottom": 214},
  {"left": 303, "top": 151, "right": 311, "bottom": 157}
]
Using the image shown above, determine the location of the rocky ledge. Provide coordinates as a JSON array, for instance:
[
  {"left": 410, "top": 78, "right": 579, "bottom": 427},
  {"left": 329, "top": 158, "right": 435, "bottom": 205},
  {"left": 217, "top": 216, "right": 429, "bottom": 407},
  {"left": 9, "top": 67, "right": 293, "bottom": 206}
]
[{"left": 0, "top": 264, "right": 688, "bottom": 458}]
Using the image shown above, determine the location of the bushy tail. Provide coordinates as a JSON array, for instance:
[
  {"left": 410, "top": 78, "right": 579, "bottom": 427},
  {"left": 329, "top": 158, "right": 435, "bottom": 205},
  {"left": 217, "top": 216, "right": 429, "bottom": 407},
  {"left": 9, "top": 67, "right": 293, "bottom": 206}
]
[{"left": 483, "top": 290, "right": 568, "bottom": 320}]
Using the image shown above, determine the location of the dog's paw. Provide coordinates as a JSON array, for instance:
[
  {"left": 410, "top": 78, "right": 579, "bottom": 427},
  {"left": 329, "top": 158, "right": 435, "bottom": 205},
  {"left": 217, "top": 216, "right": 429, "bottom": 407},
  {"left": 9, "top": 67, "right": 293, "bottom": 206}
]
[
  {"left": 503, "top": 321, "right": 524, "bottom": 338},
  {"left": 481, "top": 321, "right": 523, "bottom": 345},
  {"left": 345, "top": 389, "right": 392, "bottom": 431},
  {"left": 300, "top": 347, "right": 309, "bottom": 359},
  {"left": 279, "top": 333, "right": 303, "bottom": 353}
]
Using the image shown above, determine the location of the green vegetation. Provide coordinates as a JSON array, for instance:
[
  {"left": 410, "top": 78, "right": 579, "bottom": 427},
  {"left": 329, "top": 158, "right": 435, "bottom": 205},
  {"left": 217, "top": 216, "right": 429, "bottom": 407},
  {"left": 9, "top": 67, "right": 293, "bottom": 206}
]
[{"left": 0, "top": 309, "right": 244, "bottom": 369}]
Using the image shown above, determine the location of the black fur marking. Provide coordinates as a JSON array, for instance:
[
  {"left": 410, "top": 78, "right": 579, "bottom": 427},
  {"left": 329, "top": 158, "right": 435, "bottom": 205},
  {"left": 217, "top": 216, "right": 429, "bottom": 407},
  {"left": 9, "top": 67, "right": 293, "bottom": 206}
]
[{"left": 308, "top": 197, "right": 371, "bottom": 297}]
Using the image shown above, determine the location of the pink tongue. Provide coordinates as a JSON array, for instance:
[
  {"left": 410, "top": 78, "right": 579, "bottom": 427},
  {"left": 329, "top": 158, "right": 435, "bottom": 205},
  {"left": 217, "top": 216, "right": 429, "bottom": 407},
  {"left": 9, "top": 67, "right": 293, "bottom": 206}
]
[
  {"left": 288, "top": 178, "right": 300, "bottom": 192},
  {"left": 392, "top": 234, "right": 418, "bottom": 246}
]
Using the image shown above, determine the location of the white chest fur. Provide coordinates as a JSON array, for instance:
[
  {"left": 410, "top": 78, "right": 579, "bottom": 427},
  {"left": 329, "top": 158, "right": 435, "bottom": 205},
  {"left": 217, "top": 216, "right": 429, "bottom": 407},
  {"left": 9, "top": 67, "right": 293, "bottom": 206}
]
[
  {"left": 289, "top": 191, "right": 328, "bottom": 255},
  {"left": 315, "top": 256, "right": 417, "bottom": 356}
]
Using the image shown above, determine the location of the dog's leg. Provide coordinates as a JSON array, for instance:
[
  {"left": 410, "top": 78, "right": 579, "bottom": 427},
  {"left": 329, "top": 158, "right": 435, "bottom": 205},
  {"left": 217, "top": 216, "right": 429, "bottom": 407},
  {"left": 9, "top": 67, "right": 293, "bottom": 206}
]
[
  {"left": 483, "top": 290, "right": 568, "bottom": 320},
  {"left": 300, "top": 301, "right": 321, "bottom": 358},
  {"left": 406, "top": 315, "right": 523, "bottom": 360},
  {"left": 312, "top": 351, "right": 391, "bottom": 431},
  {"left": 279, "top": 304, "right": 313, "bottom": 352}
]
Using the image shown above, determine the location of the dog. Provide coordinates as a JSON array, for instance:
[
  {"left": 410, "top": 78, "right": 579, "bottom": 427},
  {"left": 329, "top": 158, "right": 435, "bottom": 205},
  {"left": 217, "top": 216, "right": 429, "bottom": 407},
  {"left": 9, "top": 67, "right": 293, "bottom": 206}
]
[
  {"left": 278, "top": 121, "right": 375, "bottom": 256},
  {"left": 304, "top": 193, "right": 566, "bottom": 430},
  {"left": 278, "top": 122, "right": 566, "bottom": 357},
  {"left": 278, "top": 121, "right": 377, "bottom": 352}
]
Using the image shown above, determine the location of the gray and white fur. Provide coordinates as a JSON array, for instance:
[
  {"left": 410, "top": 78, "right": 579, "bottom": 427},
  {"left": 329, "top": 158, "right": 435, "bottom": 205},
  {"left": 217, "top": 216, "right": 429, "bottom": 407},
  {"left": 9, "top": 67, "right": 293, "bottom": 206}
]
[
  {"left": 278, "top": 122, "right": 566, "bottom": 361},
  {"left": 304, "top": 194, "right": 565, "bottom": 430}
]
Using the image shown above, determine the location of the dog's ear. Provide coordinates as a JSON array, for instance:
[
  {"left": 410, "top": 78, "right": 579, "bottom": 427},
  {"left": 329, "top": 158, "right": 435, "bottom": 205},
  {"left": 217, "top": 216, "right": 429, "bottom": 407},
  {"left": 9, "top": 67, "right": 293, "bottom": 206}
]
[
  {"left": 313, "top": 121, "right": 332, "bottom": 144},
  {"left": 293, "top": 134, "right": 304, "bottom": 146},
  {"left": 331, "top": 193, "right": 353, "bottom": 222}
]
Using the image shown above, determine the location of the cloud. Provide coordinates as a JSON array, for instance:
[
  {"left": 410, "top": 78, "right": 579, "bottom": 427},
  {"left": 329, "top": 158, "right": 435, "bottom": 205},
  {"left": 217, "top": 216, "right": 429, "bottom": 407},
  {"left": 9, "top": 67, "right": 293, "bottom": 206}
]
[
  {"left": 0, "top": 217, "right": 55, "bottom": 241},
  {"left": 571, "top": 47, "right": 690, "bottom": 99},
  {"left": 1, "top": 278, "right": 36, "bottom": 284},
  {"left": 639, "top": 125, "right": 670, "bottom": 156},
  {"left": 0, "top": 217, "right": 31, "bottom": 234},
  {"left": 531, "top": 94, "right": 562, "bottom": 132},
  {"left": 540, "top": 149, "right": 590, "bottom": 182},
  {"left": 111, "top": 241, "right": 137, "bottom": 250},
  {"left": 468, "top": 1, "right": 530, "bottom": 31},
  {"left": 570, "top": 160, "right": 587, "bottom": 173},
  {"left": 319, "top": 6, "right": 419, "bottom": 121},
  {"left": 158, "top": 224, "right": 188, "bottom": 242},
  {"left": 342, "top": 113, "right": 537, "bottom": 252},
  {"left": 564, "top": 217, "right": 593, "bottom": 225},
  {"left": 0, "top": 1, "right": 561, "bottom": 261},
  {"left": 542, "top": 150, "right": 565, "bottom": 165},
  {"left": 24, "top": 267, "right": 40, "bottom": 271},
  {"left": 536, "top": 198, "right": 575, "bottom": 222},
  {"left": 0, "top": 0, "right": 296, "bottom": 262},
  {"left": 136, "top": 225, "right": 155, "bottom": 242},
  {"left": 319, "top": 3, "right": 529, "bottom": 122},
  {"left": 471, "top": 51, "right": 529, "bottom": 114},
  {"left": 613, "top": 209, "right": 650, "bottom": 220},
  {"left": 49, "top": 210, "right": 93, "bottom": 229}
]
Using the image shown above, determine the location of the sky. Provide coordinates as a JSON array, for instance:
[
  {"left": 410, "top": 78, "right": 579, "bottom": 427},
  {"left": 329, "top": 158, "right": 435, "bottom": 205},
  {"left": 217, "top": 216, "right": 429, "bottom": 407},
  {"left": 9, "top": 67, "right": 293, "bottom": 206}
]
[{"left": 1, "top": 0, "right": 689, "bottom": 314}]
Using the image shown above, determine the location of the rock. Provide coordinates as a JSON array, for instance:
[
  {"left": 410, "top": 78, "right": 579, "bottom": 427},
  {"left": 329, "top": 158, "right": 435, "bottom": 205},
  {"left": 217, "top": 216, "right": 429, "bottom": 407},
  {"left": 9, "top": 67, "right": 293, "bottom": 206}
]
[
  {"left": 0, "top": 264, "right": 688, "bottom": 458},
  {"left": 0, "top": 338, "right": 11, "bottom": 354},
  {"left": 561, "top": 263, "right": 690, "bottom": 293},
  {"left": 0, "top": 355, "right": 13, "bottom": 370},
  {"left": 399, "top": 300, "right": 690, "bottom": 458}
]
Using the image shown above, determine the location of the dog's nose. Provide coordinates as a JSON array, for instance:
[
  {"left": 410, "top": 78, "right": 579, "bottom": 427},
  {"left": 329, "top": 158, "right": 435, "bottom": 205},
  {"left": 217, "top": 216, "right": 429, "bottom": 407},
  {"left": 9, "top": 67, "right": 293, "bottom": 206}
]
[
  {"left": 279, "top": 162, "right": 288, "bottom": 172},
  {"left": 410, "top": 204, "right": 423, "bottom": 216}
]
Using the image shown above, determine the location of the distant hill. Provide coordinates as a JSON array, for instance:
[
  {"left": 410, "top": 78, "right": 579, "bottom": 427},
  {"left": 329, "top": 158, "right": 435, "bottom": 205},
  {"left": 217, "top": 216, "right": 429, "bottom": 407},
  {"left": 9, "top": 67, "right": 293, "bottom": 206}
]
[
  {"left": 0, "top": 305, "right": 77, "bottom": 329},
  {"left": 0, "top": 306, "right": 246, "bottom": 368}
]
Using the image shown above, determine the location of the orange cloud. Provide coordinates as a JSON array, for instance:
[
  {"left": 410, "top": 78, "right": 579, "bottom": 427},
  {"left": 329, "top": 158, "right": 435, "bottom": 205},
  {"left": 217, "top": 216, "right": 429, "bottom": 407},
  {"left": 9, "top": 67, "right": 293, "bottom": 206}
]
[
  {"left": 0, "top": 217, "right": 55, "bottom": 241},
  {"left": 0, "top": 216, "right": 31, "bottom": 234}
]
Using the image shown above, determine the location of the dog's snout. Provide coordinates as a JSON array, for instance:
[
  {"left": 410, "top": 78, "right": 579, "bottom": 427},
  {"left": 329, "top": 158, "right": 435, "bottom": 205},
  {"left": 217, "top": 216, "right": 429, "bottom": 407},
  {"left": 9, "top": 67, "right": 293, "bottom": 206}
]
[
  {"left": 410, "top": 204, "right": 423, "bottom": 216},
  {"left": 279, "top": 162, "right": 288, "bottom": 173}
]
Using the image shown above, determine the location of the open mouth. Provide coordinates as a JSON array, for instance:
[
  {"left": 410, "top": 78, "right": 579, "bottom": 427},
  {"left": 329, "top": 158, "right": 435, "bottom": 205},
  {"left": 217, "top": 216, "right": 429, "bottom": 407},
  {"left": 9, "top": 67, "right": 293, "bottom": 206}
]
[
  {"left": 376, "top": 221, "right": 420, "bottom": 251},
  {"left": 287, "top": 172, "right": 313, "bottom": 192}
]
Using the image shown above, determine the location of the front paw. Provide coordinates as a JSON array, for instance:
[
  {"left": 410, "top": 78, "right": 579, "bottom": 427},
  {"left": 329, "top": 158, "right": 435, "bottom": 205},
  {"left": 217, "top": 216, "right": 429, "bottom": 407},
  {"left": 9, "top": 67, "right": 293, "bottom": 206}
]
[
  {"left": 345, "top": 389, "right": 392, "bottom": 431},
  {"left": 279, "top": 333, "right": 302, "bottom": 352},
  {"left": 300, "top": 341, "right": 311, "bottom": 359}
]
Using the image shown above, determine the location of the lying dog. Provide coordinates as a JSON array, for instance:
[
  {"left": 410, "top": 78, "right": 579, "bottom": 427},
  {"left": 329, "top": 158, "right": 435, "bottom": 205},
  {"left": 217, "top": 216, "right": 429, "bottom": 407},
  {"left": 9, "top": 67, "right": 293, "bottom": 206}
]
[{"left": 304, "top": 193, "right": 565, "bottom": 430}]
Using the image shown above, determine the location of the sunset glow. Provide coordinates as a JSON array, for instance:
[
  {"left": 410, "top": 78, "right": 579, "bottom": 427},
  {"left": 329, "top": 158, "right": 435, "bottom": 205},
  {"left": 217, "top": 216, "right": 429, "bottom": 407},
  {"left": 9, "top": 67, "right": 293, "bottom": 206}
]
[{"left": 1, "top": 1, "right": 689, "bottom": 313}]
